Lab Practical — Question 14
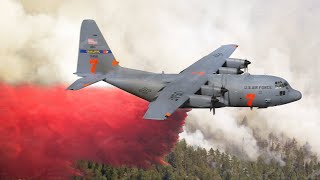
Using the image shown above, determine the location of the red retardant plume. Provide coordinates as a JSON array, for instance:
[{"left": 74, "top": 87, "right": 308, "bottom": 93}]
[{"left": 0, "top": 83, "right": 187, "bottom": 179}]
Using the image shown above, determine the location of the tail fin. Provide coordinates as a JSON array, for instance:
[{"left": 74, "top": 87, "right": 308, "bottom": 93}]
[
  {"left": 68, "top": 20, "right": 120, "bottom": 90},
  {"left": 76, "top": 19, "right": 120, "bottom": 76}
]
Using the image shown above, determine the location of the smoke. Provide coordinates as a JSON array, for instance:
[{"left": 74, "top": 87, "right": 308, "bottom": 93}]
[
  {"left": 180, "top": 111, "right": 260, "bottom": 159},
  {"left": 0, "top": 0, "right": 319, "bottom": 166},
  {"left": 0, "top": 84, "right": 187, "bottom": 179}
]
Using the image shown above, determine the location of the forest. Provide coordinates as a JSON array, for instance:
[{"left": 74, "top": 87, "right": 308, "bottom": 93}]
[{"left": 73, "top": 136, "right": 320, "bottom": 180}]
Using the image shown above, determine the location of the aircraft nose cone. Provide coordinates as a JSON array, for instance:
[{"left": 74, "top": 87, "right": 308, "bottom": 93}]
[
  {"left": 296, "top": 91, "right": 302, "bottom": 100},
  {"left": 292, "top": 90, "right": 302, "bottom": 101}
]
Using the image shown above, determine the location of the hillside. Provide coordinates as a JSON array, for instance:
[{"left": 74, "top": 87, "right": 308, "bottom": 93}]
[{"left": 73, "top": 138, "right": 320, "bottom": 180}]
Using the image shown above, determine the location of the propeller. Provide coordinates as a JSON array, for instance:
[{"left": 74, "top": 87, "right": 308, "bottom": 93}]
[
  {"left": 244, "top": 59, "right": 251, "bottom": 73},
  {"left": 220, "top": 86, "right": 228, "bottom": 96},
  {"left": 210, "top": 86, "right": 228, "bottom": 115},
  {"left": 210, "top": 97, "right": 219, "bottom": 115}
]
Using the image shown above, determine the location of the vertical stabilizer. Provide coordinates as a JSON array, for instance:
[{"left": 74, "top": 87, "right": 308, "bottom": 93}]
[{"left": 76, "top": 19, "right": 120, "bottom": 76}]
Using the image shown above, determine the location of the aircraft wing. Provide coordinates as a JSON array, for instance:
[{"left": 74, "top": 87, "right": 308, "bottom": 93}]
[
  {"left": 143, "top": 44, "right": 238, "bottom": 120},
  {"left": 180, "top": 44, "right": 238, "bottom": 74},
  {"left": 143, "top": 74, "right": 207, "bottom": 120}
]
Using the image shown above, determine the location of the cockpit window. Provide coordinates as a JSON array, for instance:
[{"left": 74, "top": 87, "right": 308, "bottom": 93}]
[{"left": 275, "top": 81, "right": 288, "bottom": 89}]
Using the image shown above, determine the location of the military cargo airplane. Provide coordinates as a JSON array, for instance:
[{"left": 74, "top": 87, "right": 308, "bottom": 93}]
[{"left": 68, "top": 20, "right": 302, "bottom": 120}]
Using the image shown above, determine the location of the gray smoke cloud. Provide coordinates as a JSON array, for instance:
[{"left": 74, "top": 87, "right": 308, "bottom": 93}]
[{"left": 1, "top": 0, "right": 319, "bottom": 161}]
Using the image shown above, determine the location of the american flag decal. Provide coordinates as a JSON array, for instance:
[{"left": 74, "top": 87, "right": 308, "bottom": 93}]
[{"left": 87, "top": 38, "right": 98, "bottom": 45}]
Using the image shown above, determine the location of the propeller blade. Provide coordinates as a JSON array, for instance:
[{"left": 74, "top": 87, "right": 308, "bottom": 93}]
[
  {"left": 221, "top": 87, "right": 228, "bottom": 95},
  {"left": 210, "top": 96, "right": 219, "bottom": 115}
]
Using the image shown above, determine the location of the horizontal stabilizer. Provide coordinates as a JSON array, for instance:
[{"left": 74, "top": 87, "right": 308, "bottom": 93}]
[{"left": 67, "top": 74, "right": 105, "bottom": 90}]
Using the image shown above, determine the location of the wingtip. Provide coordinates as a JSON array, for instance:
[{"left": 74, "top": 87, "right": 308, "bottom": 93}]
[
  {"left": 222, "top": 44, "right": 239, "bottom": 48},
  {"left": 83, "top": 19, "right": 95, "bottom": 22},
  {"left": 66, "top": 85, "right": 78, "bottom": 90},
  {"left": 81, "top": 19, "right": 97, "bottom": 26},
  {"left": 143, "top": 117, "right": 166, "bottom": 121},
  {"left": 143, "top": 114, "right": 166, "bottom": 120}
]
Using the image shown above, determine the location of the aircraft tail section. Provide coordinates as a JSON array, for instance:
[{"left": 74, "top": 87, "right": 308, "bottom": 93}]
[
  {"left": 76, "top": 19, "right": 120, "bottom": 76},
  {"left": 68, "top": 19, "right": 122, "bottom": 90}
]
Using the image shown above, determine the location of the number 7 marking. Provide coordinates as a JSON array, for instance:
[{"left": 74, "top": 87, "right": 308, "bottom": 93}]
[
  {"left": 90, "top": 59, "right": 98, "bottom": 74},
  {"left": 245, "top": 94, "right": 256, "bottom": 107}
]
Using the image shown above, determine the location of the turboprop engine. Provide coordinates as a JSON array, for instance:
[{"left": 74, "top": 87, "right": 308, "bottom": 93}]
[{"left": 217, "top": 58, "right": 251, "bottom": 74}]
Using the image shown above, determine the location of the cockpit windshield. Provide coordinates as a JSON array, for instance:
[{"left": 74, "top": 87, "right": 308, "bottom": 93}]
[{"left": 275, "top": 81, "right": 289, "bottom": 88}]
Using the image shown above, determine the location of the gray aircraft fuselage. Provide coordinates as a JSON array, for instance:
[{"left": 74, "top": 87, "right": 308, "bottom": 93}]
[
  {"left": 68, "top": 20, "right": 302, "bottom": 119},
  {"left": 105, "top": 68, "right": 302, "bottom": 109}
]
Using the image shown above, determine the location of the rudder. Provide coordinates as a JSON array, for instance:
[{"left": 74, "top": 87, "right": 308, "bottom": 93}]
[{"left": 76, "top": 19, "right": 120, "bottom": 76}]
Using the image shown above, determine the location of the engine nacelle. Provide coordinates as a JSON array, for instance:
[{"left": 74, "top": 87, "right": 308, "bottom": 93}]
[
  {"left": 201, "top": 85, "right": 224, "bottom": 97},
  {"left": 218, "top": 67, "right": 243, "bottom": 74},
  {"left": 185, "top": 95, "right": 211, "bottom": 108},
  {"left": 201, "top": 85, "right": 214, "bottom": 96},
  {"left": 226, "top": 58, "right": 251, "bottom": 69}
]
